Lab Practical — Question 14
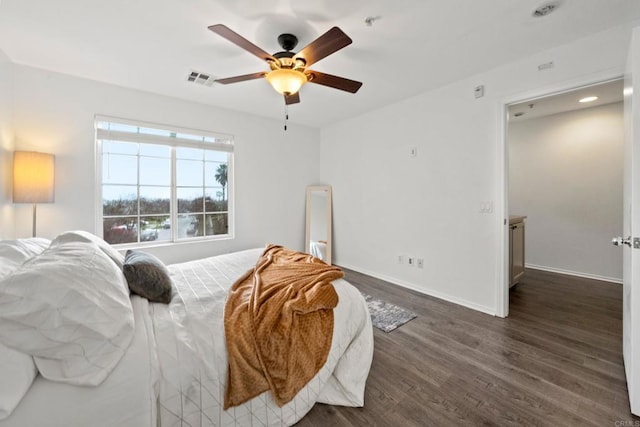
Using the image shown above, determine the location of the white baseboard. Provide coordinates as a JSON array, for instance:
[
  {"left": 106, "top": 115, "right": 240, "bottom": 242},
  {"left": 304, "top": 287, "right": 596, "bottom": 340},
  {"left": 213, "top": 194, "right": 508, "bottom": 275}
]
[
  {"left": 525, "top": 263, "right": 622, "bottom": 284},
  {"left": 337, "top": 262, "right": 497, "bottom": 316}
]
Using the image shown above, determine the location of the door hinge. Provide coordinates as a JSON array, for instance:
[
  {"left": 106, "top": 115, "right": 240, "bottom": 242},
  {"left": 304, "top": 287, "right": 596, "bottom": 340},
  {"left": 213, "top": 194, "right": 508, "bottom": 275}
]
[{"left": 634, "top": 237, "right": 640, "bottom": 249}]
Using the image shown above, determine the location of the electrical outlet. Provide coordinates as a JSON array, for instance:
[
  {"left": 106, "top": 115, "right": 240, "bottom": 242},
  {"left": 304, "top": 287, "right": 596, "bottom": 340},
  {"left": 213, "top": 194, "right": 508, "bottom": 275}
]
[
  {"left": 417, "top": 258, "right": 424, "bottom": 269},
  {"left": 408, "top": 257, "right": 415, "bottom": 267},
  {"left": 398, "top": 255, "right": 404, "bottom": 264}
]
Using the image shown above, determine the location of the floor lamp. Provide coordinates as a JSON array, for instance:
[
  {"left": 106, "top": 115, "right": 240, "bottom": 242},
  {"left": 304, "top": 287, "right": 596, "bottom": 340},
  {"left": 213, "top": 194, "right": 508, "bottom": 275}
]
[{"left": 13, "top": 151, "right": 55, "bottom": 237}]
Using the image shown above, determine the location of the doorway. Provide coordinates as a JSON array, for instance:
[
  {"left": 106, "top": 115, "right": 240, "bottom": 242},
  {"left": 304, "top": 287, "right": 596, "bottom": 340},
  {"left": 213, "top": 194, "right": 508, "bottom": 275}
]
[{"left": 499, "top": 77, "right": 624, "bottom": 316}]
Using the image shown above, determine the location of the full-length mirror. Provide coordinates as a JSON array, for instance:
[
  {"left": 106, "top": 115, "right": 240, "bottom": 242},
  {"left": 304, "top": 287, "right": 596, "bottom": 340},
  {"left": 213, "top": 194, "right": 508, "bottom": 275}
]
[{"left": 305, "top": 185, "right": 332, "bottom": 264}]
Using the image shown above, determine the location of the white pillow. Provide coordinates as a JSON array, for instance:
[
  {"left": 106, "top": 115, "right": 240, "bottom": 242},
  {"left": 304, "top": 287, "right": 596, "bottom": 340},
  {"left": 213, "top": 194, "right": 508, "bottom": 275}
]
[
  {"left": 0, "top": 343, "right": 37, "bottom": 420},
  {"left": 0, "top": 238, "right": 48, "bottom": 419},
  {"left": 0, "top": 241, "right": 134, "bottom": 386},
  {"left": 51, "top": 230, "right": 124, "bottom": 269},
  {"left": 0, "top": 238, "right": 50, "bottom": 279}
]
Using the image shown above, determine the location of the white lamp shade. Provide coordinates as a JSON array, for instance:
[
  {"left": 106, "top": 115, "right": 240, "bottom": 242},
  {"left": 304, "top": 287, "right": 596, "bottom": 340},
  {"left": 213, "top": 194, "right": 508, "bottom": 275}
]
[{"left": 13, "top": 151, "right": 55, "bottom": 203}]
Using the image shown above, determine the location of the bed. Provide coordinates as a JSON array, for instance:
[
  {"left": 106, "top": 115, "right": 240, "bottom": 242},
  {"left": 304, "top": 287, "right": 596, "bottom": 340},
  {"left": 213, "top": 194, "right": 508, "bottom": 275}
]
[
  {"left": 0, "top": 232, "right": 374, "bottom": 426},
  {"left": 309, "top": 240, "right": 327, "bottom": 261}
]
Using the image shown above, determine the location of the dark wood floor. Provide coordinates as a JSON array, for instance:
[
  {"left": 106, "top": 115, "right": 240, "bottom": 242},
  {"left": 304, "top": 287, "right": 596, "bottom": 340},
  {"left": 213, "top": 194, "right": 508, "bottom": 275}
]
[{"left": 299, "top": 268, "right": 640, "bottom": 426}]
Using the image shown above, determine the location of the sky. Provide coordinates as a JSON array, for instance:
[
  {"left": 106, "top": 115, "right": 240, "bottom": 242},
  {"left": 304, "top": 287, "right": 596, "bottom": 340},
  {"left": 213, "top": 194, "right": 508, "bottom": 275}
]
[{"left": 102, "top": 141, "right": 228, "bottom": 205}]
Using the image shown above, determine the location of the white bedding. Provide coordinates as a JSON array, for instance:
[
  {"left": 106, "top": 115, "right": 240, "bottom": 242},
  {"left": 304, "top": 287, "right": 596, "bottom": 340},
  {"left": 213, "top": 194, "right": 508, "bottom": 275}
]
[
  {"left": 153, "top": 248, "right": 374, "bottom": 426},
  {"left": 0, "top": 241, "right": 134, "bottom": 386},
  {"left": 310, "top": 240, "right": 327, "bottom": 261},
  {"left": 0, "top": 246, "right": 373, "bottom": 427},
  {"left": 0, "top": 296, "right": 159, "bottom": 427}
]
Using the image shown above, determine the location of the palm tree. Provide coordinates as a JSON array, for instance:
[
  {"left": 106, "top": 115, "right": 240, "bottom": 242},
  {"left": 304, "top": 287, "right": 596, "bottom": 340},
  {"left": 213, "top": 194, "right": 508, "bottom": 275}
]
[{"left": 214, "top": 163, "right": 228, "bottom": 200}]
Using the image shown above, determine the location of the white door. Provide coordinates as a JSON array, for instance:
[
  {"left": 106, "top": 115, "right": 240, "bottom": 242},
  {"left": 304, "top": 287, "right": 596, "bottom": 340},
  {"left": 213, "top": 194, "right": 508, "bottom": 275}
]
[{"left": 620, "top": 26, "right": 640, "bottom": 416}]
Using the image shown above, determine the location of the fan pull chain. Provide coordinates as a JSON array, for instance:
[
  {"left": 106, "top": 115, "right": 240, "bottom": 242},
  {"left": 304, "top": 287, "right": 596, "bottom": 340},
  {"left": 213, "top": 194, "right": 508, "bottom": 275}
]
[{"left": 284, "top": 104, "right": 289, "bottom": 131}]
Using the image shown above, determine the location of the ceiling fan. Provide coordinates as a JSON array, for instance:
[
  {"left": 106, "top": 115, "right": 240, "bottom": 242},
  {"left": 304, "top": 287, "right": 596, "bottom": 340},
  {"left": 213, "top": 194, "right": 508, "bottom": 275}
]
[{"left": 208, "top": 24, "right": 363, "bottom": 105}]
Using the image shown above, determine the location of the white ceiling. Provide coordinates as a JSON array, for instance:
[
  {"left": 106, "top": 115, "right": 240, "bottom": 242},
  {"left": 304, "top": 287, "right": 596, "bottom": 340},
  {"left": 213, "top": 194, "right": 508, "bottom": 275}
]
[
  {"left": 508, "top": 78, "right": 625, "bottom": 121},
  {"left": 1, "top": 0, "right": 640, "bottom": 128}
]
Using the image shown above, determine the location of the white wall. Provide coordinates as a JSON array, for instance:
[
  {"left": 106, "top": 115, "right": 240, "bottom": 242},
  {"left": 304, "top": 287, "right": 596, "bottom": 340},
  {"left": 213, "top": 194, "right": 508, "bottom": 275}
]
[
  {"left": 11, "top": 65, "right": 320, "bottom": 264},
  {"left": 509, "top": 102, "right": 623, "bottom": 282},
  {"left": 320, "top": 23, "right": 637, "bottom": 314},
  {"left": 0, "top": 49, "right": 14, "bottom": 239}
]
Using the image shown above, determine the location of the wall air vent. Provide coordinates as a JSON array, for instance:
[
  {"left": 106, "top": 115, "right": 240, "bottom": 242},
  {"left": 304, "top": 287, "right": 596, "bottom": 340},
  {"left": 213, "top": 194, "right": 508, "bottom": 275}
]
[{"left": 186, "top": 70, "right": 215, "bottom": 87}]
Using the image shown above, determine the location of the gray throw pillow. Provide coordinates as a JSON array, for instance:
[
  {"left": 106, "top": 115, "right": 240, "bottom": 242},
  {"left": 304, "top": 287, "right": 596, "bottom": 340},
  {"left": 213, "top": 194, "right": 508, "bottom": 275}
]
[{"left": 123, "top": 250, "right": 173, "bottom": 304}]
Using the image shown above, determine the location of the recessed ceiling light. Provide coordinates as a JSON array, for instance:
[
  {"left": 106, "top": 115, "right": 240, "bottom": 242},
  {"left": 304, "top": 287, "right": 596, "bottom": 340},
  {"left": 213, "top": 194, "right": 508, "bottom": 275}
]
[
  {"left": 579, "top": 96, "right": 598, "bottom": 103},
  {"left": 624, "top": 87, "right": 634, "bottom": 96}
]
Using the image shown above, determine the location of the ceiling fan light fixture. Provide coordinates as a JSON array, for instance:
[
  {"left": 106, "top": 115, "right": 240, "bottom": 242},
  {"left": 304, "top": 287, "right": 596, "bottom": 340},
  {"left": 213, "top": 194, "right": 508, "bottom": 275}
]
[{"left": 265, "top": 68, "right": 308, "bottom": 96}]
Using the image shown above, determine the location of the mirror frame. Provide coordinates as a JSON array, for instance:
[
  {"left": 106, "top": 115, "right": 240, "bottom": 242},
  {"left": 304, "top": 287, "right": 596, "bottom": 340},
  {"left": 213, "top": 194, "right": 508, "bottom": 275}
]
[{"left": 305, "top": 185, "right": 332, "bottom": 265}]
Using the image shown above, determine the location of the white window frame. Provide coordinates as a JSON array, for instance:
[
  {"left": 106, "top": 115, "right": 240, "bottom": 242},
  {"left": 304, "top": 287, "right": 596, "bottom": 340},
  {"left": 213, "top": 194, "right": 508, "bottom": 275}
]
[{"left": 94, "top": 115, "right": 234, "bottom": 247}]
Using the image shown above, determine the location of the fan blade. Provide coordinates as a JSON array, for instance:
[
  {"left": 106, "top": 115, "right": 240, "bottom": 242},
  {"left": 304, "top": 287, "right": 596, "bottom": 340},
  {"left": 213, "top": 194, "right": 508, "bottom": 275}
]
[
  {"left": 307, "top": 71, "right": 362, "bottom": 93},
  {"left": 215, "top": 72, "right": 266, "bottom": 84},
  {"left": 209, "top": 24, "right": 276, "bottom": 63},
  {"left": 293, "top": 27, "right": 352, "bottom": 67},
  {"left": 285, "top": 92, "right": 300, "bottom": 105}
]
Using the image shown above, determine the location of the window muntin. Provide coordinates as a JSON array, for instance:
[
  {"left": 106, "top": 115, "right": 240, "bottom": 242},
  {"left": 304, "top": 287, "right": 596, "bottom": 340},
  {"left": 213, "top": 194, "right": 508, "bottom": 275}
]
[{"left": 96, "top": 118, "right": 233, "bottom": 246}]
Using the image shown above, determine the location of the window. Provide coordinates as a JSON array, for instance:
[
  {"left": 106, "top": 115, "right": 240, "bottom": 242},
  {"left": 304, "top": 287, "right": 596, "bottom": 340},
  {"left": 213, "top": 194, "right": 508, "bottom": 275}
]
[{"left": 96, "top": 117, "right": 233, "bottom": 245}]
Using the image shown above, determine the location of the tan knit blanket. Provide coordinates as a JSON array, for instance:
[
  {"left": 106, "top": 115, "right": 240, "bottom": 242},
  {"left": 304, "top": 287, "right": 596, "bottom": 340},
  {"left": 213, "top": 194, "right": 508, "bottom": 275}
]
[{"left": 223, "top": 244, "right": 343, "bottom": 409}]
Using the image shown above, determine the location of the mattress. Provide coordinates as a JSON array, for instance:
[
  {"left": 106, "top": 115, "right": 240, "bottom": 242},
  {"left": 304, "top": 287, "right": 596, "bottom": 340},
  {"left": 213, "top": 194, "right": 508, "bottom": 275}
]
[{"left": 0, "top": 296, "right": 159, "bottom": 427}]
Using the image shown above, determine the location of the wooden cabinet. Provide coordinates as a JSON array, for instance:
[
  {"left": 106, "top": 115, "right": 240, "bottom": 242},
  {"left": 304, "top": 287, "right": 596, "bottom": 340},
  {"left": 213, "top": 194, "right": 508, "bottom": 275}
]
[{"left": 509, "top": 216, "right": 526, "bottom": 288}]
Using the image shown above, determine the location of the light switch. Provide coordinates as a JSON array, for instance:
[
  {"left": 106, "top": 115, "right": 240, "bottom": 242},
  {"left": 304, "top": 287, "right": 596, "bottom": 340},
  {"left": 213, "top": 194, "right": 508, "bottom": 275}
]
[{"left": 479, "top": 201, "right": 494, "bottom": 213}]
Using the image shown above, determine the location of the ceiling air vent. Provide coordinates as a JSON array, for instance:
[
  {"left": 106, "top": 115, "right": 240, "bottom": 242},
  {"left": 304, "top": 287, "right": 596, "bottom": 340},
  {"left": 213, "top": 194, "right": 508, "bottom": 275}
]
[
  {"left": 532, "top": 2, "right": 559, "bottom": 18},
  {"left": 186, "top": 70, "right": 215, "bottom": 87}
]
